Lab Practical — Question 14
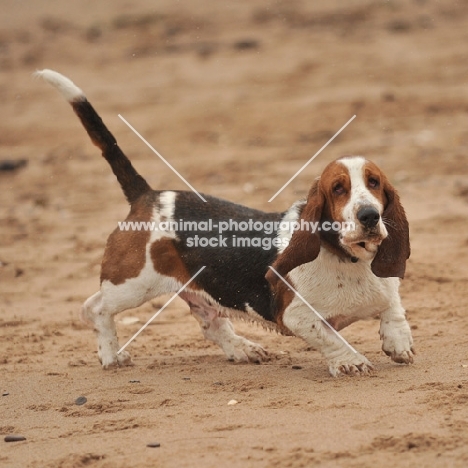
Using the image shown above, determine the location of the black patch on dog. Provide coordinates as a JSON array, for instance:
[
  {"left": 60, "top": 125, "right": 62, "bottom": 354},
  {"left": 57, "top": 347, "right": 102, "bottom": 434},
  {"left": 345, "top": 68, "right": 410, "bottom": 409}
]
[{"left": 171, "top": 191, "right": 285, "bottom": 322}]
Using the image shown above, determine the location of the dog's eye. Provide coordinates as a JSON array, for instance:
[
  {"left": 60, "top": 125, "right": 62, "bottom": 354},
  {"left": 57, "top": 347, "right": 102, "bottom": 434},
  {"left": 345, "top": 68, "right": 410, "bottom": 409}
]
[
  {"left": 368, "top": 177, "right": 379, "bottom": 189},
  {"left": 333, "top": 183, "right": 345, "bottom": 195}
]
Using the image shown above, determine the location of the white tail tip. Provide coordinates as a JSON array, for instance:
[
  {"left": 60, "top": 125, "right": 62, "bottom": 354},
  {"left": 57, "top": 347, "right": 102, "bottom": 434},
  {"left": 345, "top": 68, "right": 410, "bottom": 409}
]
[{"left": 34, "top": 69, "right": 85, "bottom": 102}]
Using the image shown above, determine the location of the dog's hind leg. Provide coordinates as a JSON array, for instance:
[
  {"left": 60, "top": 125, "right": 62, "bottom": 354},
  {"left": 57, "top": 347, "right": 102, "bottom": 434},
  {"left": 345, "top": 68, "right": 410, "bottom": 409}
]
[
  {"left": 82, "top": 262, "right": 184, "bottom": 369},
  {"left": 82, "top": 243, "right": 183, "bottom": 369},
  {"left": 81, "top": 289, "right": 135, "bottom": 369},
  {"left": 181, "top": 293, "right": 269, "bottom": 363}
]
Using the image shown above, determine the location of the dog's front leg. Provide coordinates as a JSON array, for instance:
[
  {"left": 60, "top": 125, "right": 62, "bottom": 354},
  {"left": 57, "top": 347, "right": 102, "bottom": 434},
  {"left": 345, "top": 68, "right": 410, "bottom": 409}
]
[
  {"left": 379, "top": 297, "right": 414, "bottom": 364},
  {"left": 282, "top": 299, "right": 374, "bottom": 377}
]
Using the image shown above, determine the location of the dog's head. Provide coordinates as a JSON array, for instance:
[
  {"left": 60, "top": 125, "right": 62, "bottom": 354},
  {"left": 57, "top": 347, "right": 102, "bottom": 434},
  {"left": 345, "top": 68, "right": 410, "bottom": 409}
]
[{"left": 268, "top": 156, "right": 410, "bottom": 283}]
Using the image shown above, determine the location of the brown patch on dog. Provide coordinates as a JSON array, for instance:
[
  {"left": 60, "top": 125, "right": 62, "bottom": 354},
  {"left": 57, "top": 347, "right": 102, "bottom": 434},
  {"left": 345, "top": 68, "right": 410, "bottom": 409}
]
[
  {"left": 320, "top": 159, "right": 352, "bottom": 223},
  {"left": 100, "top": 196, "right": 153, "bottom": 285},
  {"left": 150, "top": 239, "right": 200, "bottom": 288},
  {"left": 366, "top": 161, "right": 410, "bottom": 278},
  {"left": 266, "top": 180, "right": 324, "bottom": 287},
  {"left": 272, "top": 275, "right": 296, "bottom": 334},
  {"left": 327, "top": 314, "right": 360, "bottom": 331},
  {"left": 363, "top": 160, "right": 387, "bottom": 206}
]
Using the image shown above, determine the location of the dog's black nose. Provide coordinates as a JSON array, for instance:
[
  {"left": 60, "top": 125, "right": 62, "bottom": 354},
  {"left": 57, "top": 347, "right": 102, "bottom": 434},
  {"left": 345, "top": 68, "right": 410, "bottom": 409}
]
[{"left": 357, "top": 206, "right": 380, "bottom": 229}]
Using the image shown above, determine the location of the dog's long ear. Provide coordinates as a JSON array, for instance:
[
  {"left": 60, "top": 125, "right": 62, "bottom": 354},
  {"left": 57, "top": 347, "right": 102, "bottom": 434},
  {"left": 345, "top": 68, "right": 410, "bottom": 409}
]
[
  {"left": 371, "top": 178, "right": 410, "bottom": 278},
  {"left": 266, "top": 180, "right": 324, "bottom": 285}
]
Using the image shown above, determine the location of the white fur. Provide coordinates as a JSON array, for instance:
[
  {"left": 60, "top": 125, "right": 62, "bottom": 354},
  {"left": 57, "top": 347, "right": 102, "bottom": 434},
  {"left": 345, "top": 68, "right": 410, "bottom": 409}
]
[
  {"left": 159, "top": 190, "right": 177, "bottom": 222},
  {"left": 277, "top": 199, "right": 305, "bottom": 254},
  {"left": 150, "top": 193, "right": 178, "bottom": 242},
  {"left": 34, "top": 69, "right": 85, "bottom": 102},
  {"left": 283, "top": 246, "right": 413, "bottom": 376}
]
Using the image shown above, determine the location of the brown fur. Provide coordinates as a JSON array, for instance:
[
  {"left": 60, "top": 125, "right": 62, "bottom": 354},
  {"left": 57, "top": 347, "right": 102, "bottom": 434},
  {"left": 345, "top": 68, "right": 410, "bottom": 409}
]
[
  {"left": 100, "top": 197, "right": 153, "bottom": 285},
  {"left": 271, "top": 276, "right": 296, "bottom": 334},
  {"left": 150, "top": 239, "right": 200, "bottom": 286},
  {"left": 370, "top": 171, "right": 410, "bottom": 278}
]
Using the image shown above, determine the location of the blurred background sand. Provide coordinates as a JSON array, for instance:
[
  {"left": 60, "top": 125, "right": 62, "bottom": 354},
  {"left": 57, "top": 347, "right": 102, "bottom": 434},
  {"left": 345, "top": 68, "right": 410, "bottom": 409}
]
[{"left": 1, "top": 1, "right": 468, "bottom": 466}]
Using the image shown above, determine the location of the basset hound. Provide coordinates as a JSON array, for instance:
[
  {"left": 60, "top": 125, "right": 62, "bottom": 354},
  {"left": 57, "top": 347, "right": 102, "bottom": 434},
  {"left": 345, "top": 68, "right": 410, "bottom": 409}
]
[{"left": 36, "top": 69, "right": 414, "bottom": 377}]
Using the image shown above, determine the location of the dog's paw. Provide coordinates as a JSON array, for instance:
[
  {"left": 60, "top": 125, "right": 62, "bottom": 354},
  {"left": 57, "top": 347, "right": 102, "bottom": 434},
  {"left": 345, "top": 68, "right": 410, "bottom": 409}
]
[
  {"left": 99, "top": 349, "right": 134, "bottom": 369},
  {"left": 383, "top": 345, "right": 415, "bottom": 364},
  {"left": 328, "top": 353, "right": 374, "bottom": 377},
  {"left": 116, "top": 350, "right": 135, "bottom": 367},
  {"left": 381, "top": 325, "right": 414, "bottom": 364},
  {"left": 227, "top": 339, "right": 269, "bottom": 364},
  {"left": 241, "top": 341, "right": 269, "bottom": 363}
]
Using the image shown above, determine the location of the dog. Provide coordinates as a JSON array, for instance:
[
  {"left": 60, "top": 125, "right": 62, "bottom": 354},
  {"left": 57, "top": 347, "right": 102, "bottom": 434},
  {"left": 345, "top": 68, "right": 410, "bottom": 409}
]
[{"left": 36, "top": 69, "right": 414, "bottom": 376}]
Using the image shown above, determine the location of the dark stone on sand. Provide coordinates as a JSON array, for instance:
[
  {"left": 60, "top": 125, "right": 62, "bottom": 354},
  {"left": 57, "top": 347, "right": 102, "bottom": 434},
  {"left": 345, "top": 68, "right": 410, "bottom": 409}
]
[
  {"left": 5, "top": 435, "right": 26, "bottom": 442},
  {"left": 75, "top": 396, "right": 87, "bottom": 405},
  {"left": 147, "top": 442, "right": 161, "bottom": 448}
]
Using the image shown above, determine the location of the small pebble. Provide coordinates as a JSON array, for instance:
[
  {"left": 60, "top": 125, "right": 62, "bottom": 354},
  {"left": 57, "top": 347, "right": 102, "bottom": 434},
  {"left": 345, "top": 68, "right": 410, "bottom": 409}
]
[
  {"left": 75, "top": 396, "right": 87, "bottom": 406},
  {"left": 227, "top": 399, "right": 238, "bottom": 406},
  {"left": 5, "top": 435, "right": 26, "bottom": 443},
  {"left": 129, "top": 380, "right": 140, "bottom": 383},
  {"left": 147, "top": 442, "right": 161, "bottom": 448},
  {"left": 2, "top": 392, "right": 9, "bottom": 396},
  {"left": 182, "top": 377, "right": 191, "bottom": 381},
  {"left": 292, "top": 365, "right": 303, "bottom": 370}
]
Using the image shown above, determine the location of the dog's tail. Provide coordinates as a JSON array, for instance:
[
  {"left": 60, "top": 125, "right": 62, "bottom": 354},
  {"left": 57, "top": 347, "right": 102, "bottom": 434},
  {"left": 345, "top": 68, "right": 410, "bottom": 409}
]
[{"left": 34, "top": 69, "right": 151, "bottom": 204}]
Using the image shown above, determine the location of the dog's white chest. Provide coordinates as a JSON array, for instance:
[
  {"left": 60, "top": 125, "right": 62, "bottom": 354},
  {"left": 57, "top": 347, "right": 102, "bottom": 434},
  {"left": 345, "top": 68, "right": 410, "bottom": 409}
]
[{"left": 288, "top": 248, "right": 398, "bottom": 319}]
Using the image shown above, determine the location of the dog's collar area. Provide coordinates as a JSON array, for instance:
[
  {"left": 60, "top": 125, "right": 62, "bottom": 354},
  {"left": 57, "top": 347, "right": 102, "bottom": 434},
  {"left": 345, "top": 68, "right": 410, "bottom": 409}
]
[{"left": 321, "top": 235, "right": 360, "bottom": 265}]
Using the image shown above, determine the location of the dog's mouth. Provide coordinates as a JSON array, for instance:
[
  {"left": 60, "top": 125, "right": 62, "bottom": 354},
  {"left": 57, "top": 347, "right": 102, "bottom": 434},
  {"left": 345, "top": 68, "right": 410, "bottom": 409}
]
[
  {"left": 340, "top": 230, "right": 385, "bottom": 258},
  {"left": 349, "top": 239, "right": 381, "bottom": 254},
  {"left": 353, "top": 241, "right": 372, "bottom": 253}
]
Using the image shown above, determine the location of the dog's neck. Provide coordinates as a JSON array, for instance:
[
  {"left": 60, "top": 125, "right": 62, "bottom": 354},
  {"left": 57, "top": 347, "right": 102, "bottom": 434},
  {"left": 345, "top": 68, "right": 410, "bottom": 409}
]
[{"left": 320, "top": 229, "right": 359, "bottom": 263}]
